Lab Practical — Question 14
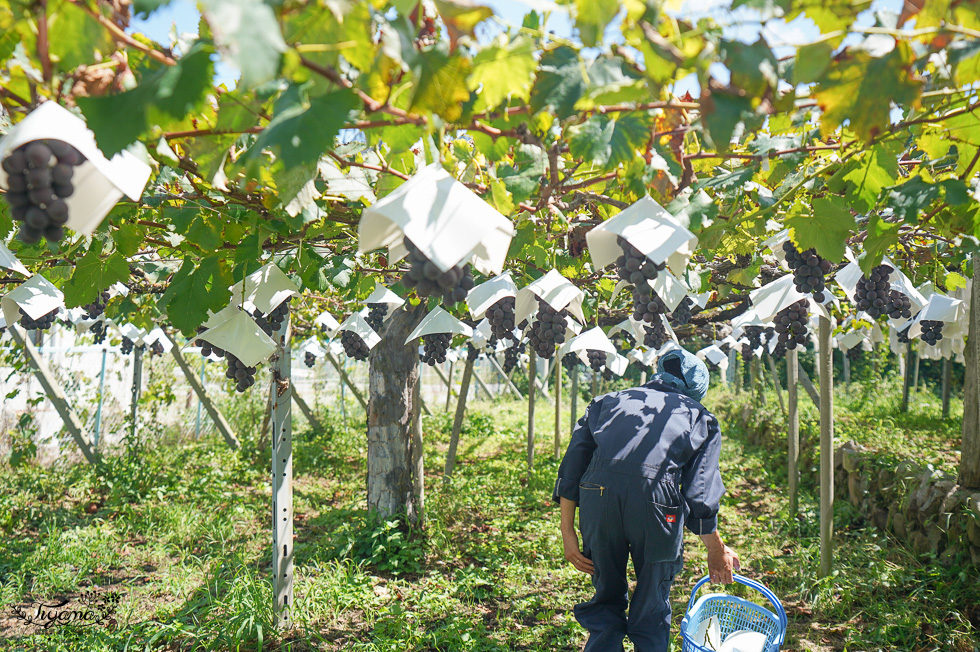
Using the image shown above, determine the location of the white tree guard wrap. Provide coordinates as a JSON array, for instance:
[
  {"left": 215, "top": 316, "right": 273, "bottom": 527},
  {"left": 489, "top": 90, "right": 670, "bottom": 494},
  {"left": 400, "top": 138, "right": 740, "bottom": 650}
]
[{"left": 271, "top": 315, "right": 294, "bottom": 629}]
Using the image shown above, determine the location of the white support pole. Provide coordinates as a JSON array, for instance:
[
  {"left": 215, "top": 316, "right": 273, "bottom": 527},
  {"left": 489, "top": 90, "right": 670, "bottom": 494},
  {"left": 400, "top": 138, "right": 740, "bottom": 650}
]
[
  {"left": 130, "top": 345, "right": 144, "bottom": 441},
  {"left": 271, "top": 314, "right": 294, "bottom": 630},
  {"left": 93, "top": 348, "right": 108, "bottom": 449},
  {"left": 9, "top": 325, "right": 98, "bottom": 465}
]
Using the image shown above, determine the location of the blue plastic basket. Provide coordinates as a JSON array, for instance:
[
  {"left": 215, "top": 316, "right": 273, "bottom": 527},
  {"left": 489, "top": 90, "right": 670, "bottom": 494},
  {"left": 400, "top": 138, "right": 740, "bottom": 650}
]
[{"left": 680, "top": 574, "right": 787, "bottom": 652}]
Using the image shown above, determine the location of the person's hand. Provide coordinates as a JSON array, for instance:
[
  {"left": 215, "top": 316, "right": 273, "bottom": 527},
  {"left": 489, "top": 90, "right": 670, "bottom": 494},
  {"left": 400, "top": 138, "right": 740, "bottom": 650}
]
[
  {"left": 706, "top": 544, "right": 740, "bottom": 584},
  {"left": 561, "top": 529, "right": 594, "bottom": 575}
]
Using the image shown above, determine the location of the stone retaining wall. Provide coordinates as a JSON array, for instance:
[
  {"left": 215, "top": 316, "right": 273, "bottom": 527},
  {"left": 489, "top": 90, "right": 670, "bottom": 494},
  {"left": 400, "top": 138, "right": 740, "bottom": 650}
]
[{"left": 720, "top": 400, "right": 980, "bottom": 567}]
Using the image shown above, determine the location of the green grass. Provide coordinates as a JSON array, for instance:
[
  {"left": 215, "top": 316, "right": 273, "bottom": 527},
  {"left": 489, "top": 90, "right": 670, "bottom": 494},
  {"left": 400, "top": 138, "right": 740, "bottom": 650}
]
[{"left": 0, "top": 378, "right": 977, "bottom": 651}]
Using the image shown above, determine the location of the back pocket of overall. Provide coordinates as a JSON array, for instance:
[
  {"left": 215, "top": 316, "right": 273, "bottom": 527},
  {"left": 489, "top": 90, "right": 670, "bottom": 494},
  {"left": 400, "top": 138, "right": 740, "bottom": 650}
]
[{"left": 647, "top": 482, "right": 683, "bottom": 558}]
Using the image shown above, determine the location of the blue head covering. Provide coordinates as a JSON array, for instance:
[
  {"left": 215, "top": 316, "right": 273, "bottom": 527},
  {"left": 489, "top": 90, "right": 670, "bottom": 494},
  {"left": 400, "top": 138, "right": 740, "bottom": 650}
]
[{"left": 651, "top": 347, "right": 709, "bottom": 402}]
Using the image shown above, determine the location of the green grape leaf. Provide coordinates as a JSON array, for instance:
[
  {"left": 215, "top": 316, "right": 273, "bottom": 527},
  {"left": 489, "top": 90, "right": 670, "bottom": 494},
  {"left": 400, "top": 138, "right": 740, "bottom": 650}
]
[
  {"left": 245, "top": 85, "right": 358, "bottom": 173},
  {"left": 786, "top": 197, "right": 855, "bottom": 262},
  {"left": 132, "top": 0, "right": 176, "bottom": 18},
  {"left": 567, "top": 113, "right": 654, "bottom": 170},
  {"left": 64, "top": 249, "right": 130, "bottom": 307},
  {"left": 834, "top": 143, "right": 900, "bottom": 212},
  {"left": 812, "top": 43, "right": 923, "bottom": 141},
  {"left": 158, "top": 256, "right": 233, "bottom": 335},
  {"left": 408, "top": 48, "right": 472, "bottom": 121},
  {"left": 575, "top": 0, "right": 618, "bottom": 47},
  {"left": 700, "top": 86, "right": 753, "bottom": 151},
  {"left": 886, "top": 176, "right": 939, "bottom": 223},
  {"left": 793, "top": 39, "right": 837, "bottom": 85},
  {"left": 48, "top": 0, "right": 115, "bottom": 72},
  {"left": 201, "top": 0, "right": 286, "bottom": 89},
  {"left": 76, "top": 42, "right": 215, "bottom": 156},
  {"left": 530, "top": 45, "right": 587, "bottom": 120},
  {"left": 468, "top": 36, "right": 536, "bottom": 112},
  {"left": 721, "top": 37, "right": 778, "bottom": 97},
  {"left": 860, "top": 214, "right": 900, "bottom": 274}
]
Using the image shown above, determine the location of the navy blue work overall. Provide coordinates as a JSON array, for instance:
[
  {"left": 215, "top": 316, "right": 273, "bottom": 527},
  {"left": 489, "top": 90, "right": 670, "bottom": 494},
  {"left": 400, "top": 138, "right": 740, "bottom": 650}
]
[{"left": 553, "top": 380, "right": 725, "bottom": 652}]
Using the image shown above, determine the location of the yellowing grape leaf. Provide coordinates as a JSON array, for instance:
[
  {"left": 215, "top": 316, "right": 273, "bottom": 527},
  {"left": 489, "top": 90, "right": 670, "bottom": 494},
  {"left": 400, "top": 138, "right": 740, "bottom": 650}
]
[{"left": 812, "top": 43, "right": 923, "bottom": 141}]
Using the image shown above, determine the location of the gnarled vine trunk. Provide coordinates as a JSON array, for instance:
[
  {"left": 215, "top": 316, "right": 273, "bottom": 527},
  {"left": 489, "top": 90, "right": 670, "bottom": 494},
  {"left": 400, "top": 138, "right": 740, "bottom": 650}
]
[
  {"left": 959, "top": 260, "right": 980, "bottom": 489},
  {"left": 367, "top": 303, "right": 426, "bottom": 523}
]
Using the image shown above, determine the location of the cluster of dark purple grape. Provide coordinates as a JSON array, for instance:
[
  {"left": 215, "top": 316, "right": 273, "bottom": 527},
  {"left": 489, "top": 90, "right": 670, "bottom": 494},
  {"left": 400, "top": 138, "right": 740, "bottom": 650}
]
[
  {"left": 643, "top": 321, "right": 668, "bottom": 349},
  {"left": 783, "top": 241, "right": 831, "bottom": 302},
  {"left": 340, "top": 330, "right": 370, "bottom": 361},
  {"left": 602, "top": 368, "right": 614, "bottom": 381},
  {"left": 885, "top": 290, "right": 912, "bottom": 321},
  {"left": 615, "top": 235, "right": 664, "bottom": 286},
  {"left": 19, "top": 306, "right": 57, "bottom": 331},
  {"left": 466, "top": 343, "right": 479, "bottom": 362},
  {"left": 919, "top": 320, "right": 944, "bottom": 346},
  {"left": 83, "top": 291, "right": 110, "bottom": 320},
  {"left": 486, "top": 296, "right": 517, "bottom": 340},
  {"left": 225, "top": 353, "right": 257, "bottom": 392},
  {"left": 528, "top": 297, "right": 569, "bottom": 359},
  {"left": 150, "top": 340, "right": 164, "bottom": 357},
  {"left": 366, "top": 303, "right": 388, "bottom": 332},
  {"left": 2, "top": 139, "right": 85, "bottom": 244},
  {"left": 252, "top": 298, "right": 290, "bottom": 336},
  {"left": 304, "top": 351, "right": 317, "bottom": 368},
  {"left": 855, "top": 265, "right": 894, "bottom": 319},
  {"left": 401, "top": 237, "right": 475, "bottom": 304},
  {"left": 91, "top": 320, "right": 106, "bottom": 345},
  {"left": 774, "top": 299, "right": 809, "bottom": 351},
  {"left": 669, "top": 296, "right": 695, "bottom": 326},
  {"left": 502, "top": 341, "right": 524, "bottom": 373},
  {"left": 420, "top": 332, "right": 452, "bottom": 366},
  {"left": 613, "top": 331, "right": 635, "bottom": 352},
  {"left": 586, "top": 350, "right": 606, "bottom": 372},
  {"left": 740, "top": 325, "right": 765, "bottom": 360},
  {"left": 120, "top": 336, "right": 134, "bottom": 355},
  {"left": 561, "top": 352, "right": 580, "bottom": 371},
  {"left": 195, "top": 327, "right": 225, "bottom": 358},
  {"left": 897, "top": 325, "right": 911, "bottom": 344},
  {"left": 633, "top": 286, "right": 667, "bottom": 324},
  {"left": 846, "top": 346, "right": 861, "bottom": 361},
  {"left": 765, "top": 327, "right": 786, "bottom": 359}
]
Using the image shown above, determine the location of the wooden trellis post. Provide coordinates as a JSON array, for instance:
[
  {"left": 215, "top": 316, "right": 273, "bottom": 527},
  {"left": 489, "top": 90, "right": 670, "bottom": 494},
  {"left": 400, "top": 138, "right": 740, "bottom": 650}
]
[
  {"left": 901, "top": 340, "right": 913, "bottom": 413},
  {"left": 324, "top": 352, "right": 367, "bottom": 410},
  {"left": 9, "top": 325, "right": 98, "bottom": 465},
  {"left": 444, "top": 357, "right": 475, "bottom": 480},
  {"left": 818, "top": 315, "right": 834, "bottom": 579},
  {"left": 471, "top": 364, "right": 494, "bottom": 400},
  {"left": 271, "top": 314, "right": 294, "bottom": 629},
  {"left": 166, "top": 331, "right": 240, "bottom": 450},
  {"left": 787, "top": 347, "right": 800, "bottom": 518},
  {"left": 444, "top": 361, "right": 455, "bottom": 412},
  {"left": 527, "top": 349, "right": 536, "bottom": 471},
  {"left": 942, "top": 357, "right": 952, "bottom": 419},
  {"left": 842, "top": 349, "right": 851, "bottom": 386},
  {"left": 569, "top": 366, "right": 578, "bottom": 437},
  {"left": 765, "top": 352, "right": 786, "bottom": 418},
  {"left": 292, "top": 391, "right": 322, "bottom": 432}
]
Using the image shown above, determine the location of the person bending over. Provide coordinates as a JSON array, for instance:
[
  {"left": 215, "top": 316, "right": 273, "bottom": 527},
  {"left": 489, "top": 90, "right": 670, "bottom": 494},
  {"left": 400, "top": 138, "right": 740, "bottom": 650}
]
[{"left": 553, "top": 347, "right": 739, "bottom": 652}]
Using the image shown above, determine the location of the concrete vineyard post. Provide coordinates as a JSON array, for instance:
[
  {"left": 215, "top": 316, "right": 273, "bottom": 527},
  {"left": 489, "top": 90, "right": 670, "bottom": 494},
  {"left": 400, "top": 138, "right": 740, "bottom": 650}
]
[
  {"left": 787, "top": 347, "right": 799, "bottom": 518},
  {"left": 271, "top": 314, "right": 294, "bottom": 630}
]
